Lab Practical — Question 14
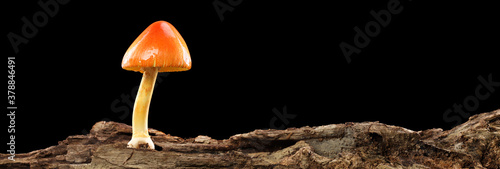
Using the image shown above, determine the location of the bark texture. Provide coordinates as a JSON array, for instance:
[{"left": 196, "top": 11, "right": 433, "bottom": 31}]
[{"left": 1, "top": 109, "right": 499, "bottom": 168}]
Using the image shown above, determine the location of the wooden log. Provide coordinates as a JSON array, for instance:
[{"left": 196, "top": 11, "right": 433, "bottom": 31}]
[{"left": 1, "top": 109, "right": 499, "bottom": 168}]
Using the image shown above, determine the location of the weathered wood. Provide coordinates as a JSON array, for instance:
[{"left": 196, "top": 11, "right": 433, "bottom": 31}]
[{"left": 1, "top": 109, "right": 499, "bottom": 168}]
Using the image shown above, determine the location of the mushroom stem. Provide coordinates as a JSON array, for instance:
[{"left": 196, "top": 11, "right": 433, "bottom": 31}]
[{"left": 127, "top": 67, "right": 158, "bottom": 149}]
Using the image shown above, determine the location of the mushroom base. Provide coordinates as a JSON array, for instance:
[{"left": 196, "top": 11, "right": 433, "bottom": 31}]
[{"left": 127, "top": 137, "right": 155, "bottom": 149}]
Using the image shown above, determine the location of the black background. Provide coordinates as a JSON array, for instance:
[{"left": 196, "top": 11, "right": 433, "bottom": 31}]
[{"left": 3, "top": 0, "right": 499, "bottom": 153}]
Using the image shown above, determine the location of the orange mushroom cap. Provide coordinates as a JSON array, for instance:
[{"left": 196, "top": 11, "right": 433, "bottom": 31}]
[{"left": 122, "top": 21, "right": 191, "bottom": 73}]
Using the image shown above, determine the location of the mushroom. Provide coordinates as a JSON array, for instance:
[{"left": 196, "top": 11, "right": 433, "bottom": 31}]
[{"left": 121, "top": 21, "right": 191, "bottom": 149}]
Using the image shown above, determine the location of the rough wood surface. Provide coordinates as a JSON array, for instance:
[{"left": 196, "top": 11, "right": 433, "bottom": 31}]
[{"left": 1, "top": 109, "right": 499, "bottom": 168}]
